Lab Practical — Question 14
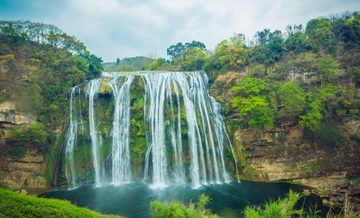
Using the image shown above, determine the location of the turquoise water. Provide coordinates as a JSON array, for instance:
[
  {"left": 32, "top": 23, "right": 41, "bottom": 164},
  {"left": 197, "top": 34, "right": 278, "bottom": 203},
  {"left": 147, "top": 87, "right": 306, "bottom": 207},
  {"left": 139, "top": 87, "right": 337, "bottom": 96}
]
[{"left": 40, "top": 181, "right": 328, "bottom": 218}]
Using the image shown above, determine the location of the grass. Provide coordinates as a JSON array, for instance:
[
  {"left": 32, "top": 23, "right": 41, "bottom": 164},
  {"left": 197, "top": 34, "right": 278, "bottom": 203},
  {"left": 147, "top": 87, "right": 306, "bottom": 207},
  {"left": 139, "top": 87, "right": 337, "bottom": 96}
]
[
  {"left": 0, "top": 188, "right": 121, "bottom": 218},
  {"left": 242, "top": 190, "right": 304, "bottom": 218},
  {"left": 151, "top": 193, "right": 219, "bottom": 218},
  {"left": 151, "top": 191, "right": 319, "bottom": 218}
]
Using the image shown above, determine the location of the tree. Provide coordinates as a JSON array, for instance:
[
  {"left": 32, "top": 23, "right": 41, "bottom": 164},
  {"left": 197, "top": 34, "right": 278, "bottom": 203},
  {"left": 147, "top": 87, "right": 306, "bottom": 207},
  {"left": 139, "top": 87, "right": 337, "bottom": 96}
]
[
  {"left": 332, "top": 11, "right": 360, "bottom": 49},
  {"left": 248, "top": 106, "right": 275, "bottom": 130},
  {"left": 300, "top": 84, "right": 335, "bottom": 133},
  {"left": 167, "top": 42, "right": 185, "bottom": 62},
  {"left": 180, "top": 47, "right": 206, "bottom": 71},
  {"left": 254, "top": 29, "right": 271, "bottom": 45},
  {"left": 306, "top": 18, "right": 334, "bottom": 53},
  {"left": 248, "top": 29, "right": 284, "bottom": 65},
  {"left": 206, "top": 34, "right": 248, "bottom": 72},
  {"left": 87, "top": 54, "right": 103, "bottom": 79},
  {"left": 231, "top": 78, "right": 274, "bottom": 129},
  {"left": 277, "top": 82, "right": 306, "bottom": 120},
  {"left": 185, "top": 40, "right": 206, "bottom": 51},
  {"left": 149, "top": 58, "right": 166, "bottom": 70},
  {"left": 284, "top": 24, "right": 308, "bottom": 53},
  {"left": 167, "top": 40, "right": 206, "bottom": 62}
]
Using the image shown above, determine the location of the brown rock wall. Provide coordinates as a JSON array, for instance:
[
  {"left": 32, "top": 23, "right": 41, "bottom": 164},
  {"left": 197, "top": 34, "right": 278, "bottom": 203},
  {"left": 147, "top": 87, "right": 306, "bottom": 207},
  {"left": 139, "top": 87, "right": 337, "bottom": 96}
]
[
  {"left": 234, "top": 126, "right": 360, "bottom": 210},
  {"left": 0, "top": 149, "right": 47, "bottom": 189}
]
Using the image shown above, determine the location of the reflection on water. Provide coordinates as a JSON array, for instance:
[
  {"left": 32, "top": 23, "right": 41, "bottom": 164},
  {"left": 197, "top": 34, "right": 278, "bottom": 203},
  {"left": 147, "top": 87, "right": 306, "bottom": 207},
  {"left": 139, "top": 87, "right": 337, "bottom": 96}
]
[{"left": 40, "top": 181, "right": 328, "bottom": 218}]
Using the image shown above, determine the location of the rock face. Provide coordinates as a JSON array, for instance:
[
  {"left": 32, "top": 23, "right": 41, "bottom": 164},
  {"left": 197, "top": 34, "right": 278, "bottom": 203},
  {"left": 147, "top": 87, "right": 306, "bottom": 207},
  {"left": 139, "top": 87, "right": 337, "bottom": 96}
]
[
  {"left": 0, "top": 148, "right": 47, "bottom": 189},
  {"left": 0, "top": 101, "right": 47, "bottom": 190},
  {"left": 0, "top": 101, "right": 36, "bottom": 125},
  {"left": 210, "top": 70, "right": 360, "bottom": 211},
  {"left": 233, "top": 124, "right": 360, "bottom": 211}
]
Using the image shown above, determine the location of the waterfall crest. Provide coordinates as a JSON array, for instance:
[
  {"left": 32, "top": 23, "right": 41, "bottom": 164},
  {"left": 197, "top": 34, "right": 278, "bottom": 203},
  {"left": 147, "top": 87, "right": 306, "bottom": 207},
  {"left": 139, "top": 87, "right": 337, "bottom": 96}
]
[{"left": 63, "top": 71, "right": 237, "bottom": 188}]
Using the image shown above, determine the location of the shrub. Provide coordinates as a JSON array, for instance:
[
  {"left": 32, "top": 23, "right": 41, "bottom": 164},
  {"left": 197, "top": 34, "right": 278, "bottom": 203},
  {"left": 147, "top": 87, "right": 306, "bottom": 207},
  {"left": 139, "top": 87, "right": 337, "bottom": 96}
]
[
  {"left": 6, "top": 122, "right": 49, "bottom": 159},
  {"left": 150, "top": 193, "right": 219, "bottom": 218},
  {"left": 243, "top": 190, "right": 303, "bottom": 218}
]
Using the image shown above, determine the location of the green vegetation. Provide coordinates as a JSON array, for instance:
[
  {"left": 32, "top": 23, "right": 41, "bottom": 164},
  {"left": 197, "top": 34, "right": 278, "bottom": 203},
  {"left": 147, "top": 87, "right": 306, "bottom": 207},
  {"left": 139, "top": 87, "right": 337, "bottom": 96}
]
[
  {"left": 1, "top": 186, "right": 358, "bottom": 218},
  {"left": 151, "top": 193, "right": 219, "bottom": 218},
  {"left": 150, "top": 190, "right": 360, "bottom": 218},
  {"left": 2, "top": 188, "right": 358, "bottom": 218},
  {"left": 0, "top": 20, "right": 103, "bottom": 128},
  {"left": 103, "top": 56, "right": 154, "bottom": 71},
  {"left": 101, "top": 12, "right": 360, "bottom": 136},
  {"left": 231, "top": 77, "right": 274, "bottom": 129},
  {"left": 0, "top": 20, "right": 103, "bottom": 181},
  {"left": 5, "top": 122, "right": 49, "bottom": 159},
  {"left": 243, "top": 190, "right": 304, "bottom": 218},
  {"left": 1, "top": 10, "right": 360, "bottom": 204},
  {"left": 0, "top": 188, "right": 121, "bottom": 218},
  {"left": 167, "top": 41, "right": 206, "bottom": 64},
  {"left": 102, "top": 11, "right": 360, "bottom": 146}
]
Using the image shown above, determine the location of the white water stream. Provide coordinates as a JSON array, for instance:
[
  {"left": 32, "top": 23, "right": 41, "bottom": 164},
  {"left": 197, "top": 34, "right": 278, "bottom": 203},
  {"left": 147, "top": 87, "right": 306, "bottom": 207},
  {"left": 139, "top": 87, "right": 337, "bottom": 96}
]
[{"left": 64, "top": 71, "right": 237, "bottom": 188}]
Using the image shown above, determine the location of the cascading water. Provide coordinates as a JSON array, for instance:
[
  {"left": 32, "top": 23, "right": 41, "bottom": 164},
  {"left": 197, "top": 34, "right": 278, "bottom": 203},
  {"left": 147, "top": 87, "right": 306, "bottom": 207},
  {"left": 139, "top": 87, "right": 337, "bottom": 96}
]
[
  {"left": 64, "top": 86, "right": 83, "bottom": 189},
  {"left": 62, "top": 71, "right": 238, "bottom": 189},
  {"left": 87, "top": 78, "right": 103, "bottom": 186},
  {"left": 108, "top": 76, "right": 134, "bottom": 185}
]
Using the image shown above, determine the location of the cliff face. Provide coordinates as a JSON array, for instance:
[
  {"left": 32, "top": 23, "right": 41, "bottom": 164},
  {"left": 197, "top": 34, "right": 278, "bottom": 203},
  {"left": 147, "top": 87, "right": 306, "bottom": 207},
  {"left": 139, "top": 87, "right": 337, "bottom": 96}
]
[
  {"left": 0, "top": 148, "right": 47, "bottom": 189},
  {"left": 0, "top": 101, "right": 47, "bottom": 190},
  {"left": 209, "top": 70, "right": 360, "bottom": 210},
  {"left": 232, "top": 122, "right": 360, "bottom": 210},
  {"left": 0, "top": 101, "right": 36, "bottom": 125},
  {"left": 0, "top": 28, "right": 99, "bottom": 191}
]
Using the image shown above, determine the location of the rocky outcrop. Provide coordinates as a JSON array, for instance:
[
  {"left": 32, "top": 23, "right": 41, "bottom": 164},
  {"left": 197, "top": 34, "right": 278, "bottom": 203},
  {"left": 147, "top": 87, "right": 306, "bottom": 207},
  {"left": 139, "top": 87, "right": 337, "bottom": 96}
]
[
  {"left": 0, "top": 148, "right": 47, "bottom": 189},
  {"left": 0, "top": 101, "right": 47, "bottom": 191},
  {"left": 234, "top": 124, "right": 360, "bottom": 211},
  {"left": 0, "top": 101, "right": 36, "bottom": 125},
  {"left": 287, "top": 66, "right": 316, "bottom": 82}
]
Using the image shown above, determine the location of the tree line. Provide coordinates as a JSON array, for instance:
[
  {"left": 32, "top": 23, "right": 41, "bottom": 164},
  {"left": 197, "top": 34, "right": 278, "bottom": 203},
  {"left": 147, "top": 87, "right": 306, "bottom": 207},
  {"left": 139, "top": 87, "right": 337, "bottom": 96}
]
[
  {"left": 104, "top": 11, "right": 360, "bottom": 147},
  {"left": 157, "top": 11, "right": 360, "bottom": 147}
]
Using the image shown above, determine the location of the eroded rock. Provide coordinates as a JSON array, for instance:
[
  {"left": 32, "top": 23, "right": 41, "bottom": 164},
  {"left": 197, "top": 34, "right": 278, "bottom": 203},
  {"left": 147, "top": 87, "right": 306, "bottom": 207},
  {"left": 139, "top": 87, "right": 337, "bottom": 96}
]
[{"left": 0, "top": 149, "right": 46, "bottom": 189}]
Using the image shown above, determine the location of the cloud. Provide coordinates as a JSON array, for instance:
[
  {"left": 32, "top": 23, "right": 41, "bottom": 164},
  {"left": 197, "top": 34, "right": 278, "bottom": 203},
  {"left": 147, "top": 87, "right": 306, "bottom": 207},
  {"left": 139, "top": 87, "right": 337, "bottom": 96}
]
[{"left": 1, "top": 0, "right": 360, "bottom": 61}]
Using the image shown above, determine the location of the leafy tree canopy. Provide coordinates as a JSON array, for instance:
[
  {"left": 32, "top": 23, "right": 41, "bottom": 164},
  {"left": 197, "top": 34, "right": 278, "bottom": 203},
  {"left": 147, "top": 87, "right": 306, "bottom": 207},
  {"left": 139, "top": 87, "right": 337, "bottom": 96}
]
[{"left": 167, "top": 40, "right": 206, "bottom": 62}]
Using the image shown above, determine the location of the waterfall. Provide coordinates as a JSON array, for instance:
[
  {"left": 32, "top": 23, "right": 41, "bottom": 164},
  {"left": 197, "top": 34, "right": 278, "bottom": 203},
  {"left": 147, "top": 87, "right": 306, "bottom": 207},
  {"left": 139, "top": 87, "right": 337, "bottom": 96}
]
[
  {"left": 109, "top": 76, "right": 134, "bottom": 185},
  {"left": 64, "top": 86, "right": 83, "bottom": 188},
  {"left": 63, "top": 71, "right": 237, "bottom": 189},
  {"left": 87, "top": 78, "right": 103, "bottom": 186}
]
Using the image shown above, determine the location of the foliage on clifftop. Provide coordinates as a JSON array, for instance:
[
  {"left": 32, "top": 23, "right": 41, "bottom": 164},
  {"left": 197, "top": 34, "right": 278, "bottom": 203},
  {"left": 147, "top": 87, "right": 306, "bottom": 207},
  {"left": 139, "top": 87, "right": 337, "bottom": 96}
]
[
  {"left": 0, "top": 188, "right": 121, "bottom": 218},
  {"left": 221, "top": 11, "right": 360, "bottom": 146},
  {"left": 127, "top": 11, "right": 360, "bottom": 149},
  {"left": 0, "top": 20, "right": 103, "bottom": 160},
  {"left": 0, "top": 20, "right": 103, "bottom": 128},
  {"left": 103, "top": 11, "right": 360, "bottom": 141}
]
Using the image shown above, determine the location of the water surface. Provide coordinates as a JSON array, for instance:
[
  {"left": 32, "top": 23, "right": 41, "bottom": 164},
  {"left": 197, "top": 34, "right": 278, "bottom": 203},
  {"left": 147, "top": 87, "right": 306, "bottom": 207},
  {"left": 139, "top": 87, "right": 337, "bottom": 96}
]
[{"left": 40, "top": 181, "right": 328, "bottom": 218}]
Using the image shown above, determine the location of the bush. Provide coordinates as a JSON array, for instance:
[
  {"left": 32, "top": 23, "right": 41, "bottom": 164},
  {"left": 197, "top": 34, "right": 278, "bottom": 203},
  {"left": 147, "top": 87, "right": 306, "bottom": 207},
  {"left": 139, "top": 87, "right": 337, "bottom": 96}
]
[
  {"left": 243, "top": 190, "right": 303, "bottom": 218},
  {"left": 6, "top": 122, "right": 49, "bottom": 159},
  {"left": 150, "top": 194, "right": 219, "bottom": 218}
]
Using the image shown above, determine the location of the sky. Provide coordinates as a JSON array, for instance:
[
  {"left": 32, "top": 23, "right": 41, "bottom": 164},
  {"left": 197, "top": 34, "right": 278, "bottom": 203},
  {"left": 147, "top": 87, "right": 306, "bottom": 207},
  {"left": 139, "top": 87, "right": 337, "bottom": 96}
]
[{"left": 0, "top": 0, "right": 359, "bottom": 62}]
